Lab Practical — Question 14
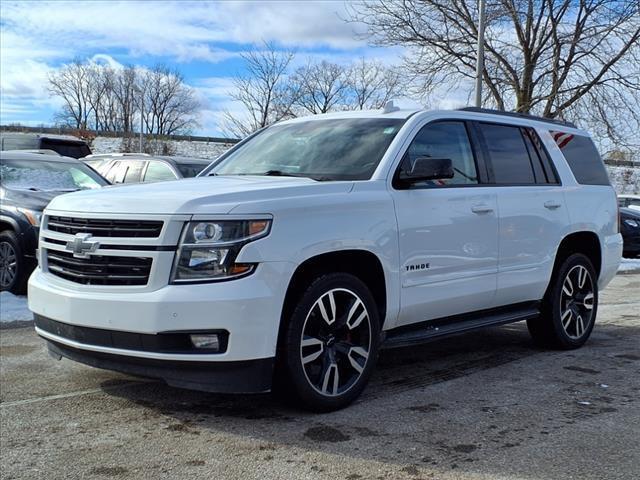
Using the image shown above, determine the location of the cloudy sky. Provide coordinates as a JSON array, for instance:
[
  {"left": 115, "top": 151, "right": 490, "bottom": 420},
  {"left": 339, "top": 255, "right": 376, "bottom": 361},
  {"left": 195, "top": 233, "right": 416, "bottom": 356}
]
[{"left": 0, "top": 0, "right": 424, "bottom": 136}]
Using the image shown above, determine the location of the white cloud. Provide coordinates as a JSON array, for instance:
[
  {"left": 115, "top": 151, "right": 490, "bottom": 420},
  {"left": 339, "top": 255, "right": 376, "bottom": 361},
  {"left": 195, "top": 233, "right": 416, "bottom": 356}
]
[
  {"left": 1, "top": 1, "right": 368, "bottom": 64},
  {"left": 0, "top": 1, "right": 405, "bottom": 131}
]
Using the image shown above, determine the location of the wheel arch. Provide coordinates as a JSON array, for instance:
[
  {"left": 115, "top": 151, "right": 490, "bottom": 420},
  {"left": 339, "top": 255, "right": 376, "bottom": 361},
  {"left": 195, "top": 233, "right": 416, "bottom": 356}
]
[
  {"left": 277, "top": 250, "right": 388, "bottom": 353},
  {"left": 0, "top": 215, "right": 19, "bottom": 233},
  {"left": 550, "top": 231, "right": 602, "bottom": 285}
]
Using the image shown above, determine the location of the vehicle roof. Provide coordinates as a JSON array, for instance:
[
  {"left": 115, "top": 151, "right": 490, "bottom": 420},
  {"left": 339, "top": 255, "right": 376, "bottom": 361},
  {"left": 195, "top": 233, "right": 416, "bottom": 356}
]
[
  {"left": 87, "top": 154, "right": 211, "bottom": 165},
  {"left": 0, "top": 151, "right": 81, "bottom": 163},
  {"left": 84, "top": 152, "right": 151, "bottom": 159},
  {"left": 619, "top": 194, "right": 640, "bottom": 199},
  {"left": 278, "top": 107, "right": 588, "bottom": 135}
]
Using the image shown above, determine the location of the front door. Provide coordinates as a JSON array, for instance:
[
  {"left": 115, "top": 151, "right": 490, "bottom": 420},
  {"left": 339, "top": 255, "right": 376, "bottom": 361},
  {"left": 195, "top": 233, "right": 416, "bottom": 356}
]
[{"left": 389, "top": 120, "right": 499, "bottom": 327}]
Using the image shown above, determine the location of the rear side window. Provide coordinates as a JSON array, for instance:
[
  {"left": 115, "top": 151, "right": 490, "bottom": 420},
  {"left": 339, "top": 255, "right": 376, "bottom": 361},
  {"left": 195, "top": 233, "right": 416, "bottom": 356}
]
[
  {"left": 104, "top": 161, "right": 128, "bottom": 184},
  {"left": 550, "top": 132, "right": 610, "bottom": 185},
  {"left": 123, "top": 161, "right": 146, "bottom": 183},
  {"left": 177, "top": 163, "right": 208, "bottom": 178},
  {"left": 478, "top": 123, "right": 535, "bottom": 184},
  {"left": 144, "top": 161, "right": 176, "bottom": 182}
]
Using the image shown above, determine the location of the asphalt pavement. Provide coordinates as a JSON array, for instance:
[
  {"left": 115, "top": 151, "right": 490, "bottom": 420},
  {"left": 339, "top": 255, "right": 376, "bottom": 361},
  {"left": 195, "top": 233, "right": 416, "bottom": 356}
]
[{"left": 1, "top": 274, "right": 639, "bottom": 480}]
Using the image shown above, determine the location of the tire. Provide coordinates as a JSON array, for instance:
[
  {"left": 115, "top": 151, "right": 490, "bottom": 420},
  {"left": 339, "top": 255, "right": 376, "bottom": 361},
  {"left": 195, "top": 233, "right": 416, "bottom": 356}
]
[
  {"left": 0, "top": 230, "right": 29, "bottom": 295},
  {"left": 527, "top": 253, "right": 598, "bottom": 349},
  {"left": 278, "top": 273, "right": 381, "bottom": 411}
]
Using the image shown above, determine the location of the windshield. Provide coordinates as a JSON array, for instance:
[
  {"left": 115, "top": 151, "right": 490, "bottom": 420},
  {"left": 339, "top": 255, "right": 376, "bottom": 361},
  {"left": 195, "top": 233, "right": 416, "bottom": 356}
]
[
  {"left": 209, "top": 118, "right": 405, "bottom": 181},
  {"left": 0, "top": 159, "right": 107, "bottom": 191}
]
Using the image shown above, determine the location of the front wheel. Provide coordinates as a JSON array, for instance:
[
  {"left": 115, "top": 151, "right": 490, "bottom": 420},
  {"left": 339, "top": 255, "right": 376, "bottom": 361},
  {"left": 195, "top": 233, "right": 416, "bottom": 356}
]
[
  {"left": 528, "top": 253, "right": 598, "bottom": 349},
  {"left": 280, "top": 273, "right": 381, "bottom": 411},
  {"left": 0, "top": 231, "right": 29, "bottom": 295}
]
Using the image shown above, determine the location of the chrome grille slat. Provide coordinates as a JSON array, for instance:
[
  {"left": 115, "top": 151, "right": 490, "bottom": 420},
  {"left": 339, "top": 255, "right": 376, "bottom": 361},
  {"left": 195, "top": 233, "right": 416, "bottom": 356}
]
[
  {"left": 46, "top": 249, "right": 152, "bottom": 286},
  {"left": 47, "top": 216, "right": 163, "bottom": 238}
]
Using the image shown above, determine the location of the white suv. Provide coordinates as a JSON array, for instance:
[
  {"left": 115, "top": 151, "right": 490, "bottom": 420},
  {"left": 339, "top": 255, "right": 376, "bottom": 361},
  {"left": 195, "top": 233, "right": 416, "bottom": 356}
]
[{"left": 28, "top": 107, "right": 623, "bottom": 411}]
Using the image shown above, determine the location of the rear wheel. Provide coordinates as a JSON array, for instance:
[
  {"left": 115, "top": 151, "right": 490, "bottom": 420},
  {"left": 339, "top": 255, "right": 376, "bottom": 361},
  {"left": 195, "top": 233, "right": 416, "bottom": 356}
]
[
  {"left": 0, "top": 231, "right": 29, "bottom": 295},
  {"left": 279, "top": 273, "right": 380, "bottom": 411},
  {"left": 528, "top": 253, "right": 598, "bottom": 349}
]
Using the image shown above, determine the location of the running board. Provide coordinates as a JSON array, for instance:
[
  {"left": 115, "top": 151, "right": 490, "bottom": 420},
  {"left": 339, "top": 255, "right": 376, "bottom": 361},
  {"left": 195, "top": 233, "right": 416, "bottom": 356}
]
[{"left": 382, "top": 303, "right": 540, "bottom": 349}]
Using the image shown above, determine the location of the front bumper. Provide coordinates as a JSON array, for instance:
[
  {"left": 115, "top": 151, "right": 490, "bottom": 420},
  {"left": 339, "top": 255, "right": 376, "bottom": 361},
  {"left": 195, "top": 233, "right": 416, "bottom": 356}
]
[
  {"left": 45, "top": 337, "right": 274, "bottom": 393},
  {"left": 28, "top": 262, "right": 294, "bottom": 365}
]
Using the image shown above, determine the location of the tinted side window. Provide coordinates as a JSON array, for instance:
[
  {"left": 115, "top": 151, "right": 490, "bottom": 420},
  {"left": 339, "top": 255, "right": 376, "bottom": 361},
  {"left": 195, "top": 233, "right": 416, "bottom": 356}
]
[
  {"left": 398, "top": 121, "right": 478, "bottom": 187},
  {"left": 123, "top": 161, "right": 146, "bottom": 183},
  {"left": 144, "top": 161, "right": 176, "bottom": 182},
  {"left": 551, "top": 132, "right": 610, "bottom": 185},
  {"left": 523, "top": 128, "right": 559, "bottom": 184},
  {"left": 479, "top": 123, "right": 535, "bottom": 184}
]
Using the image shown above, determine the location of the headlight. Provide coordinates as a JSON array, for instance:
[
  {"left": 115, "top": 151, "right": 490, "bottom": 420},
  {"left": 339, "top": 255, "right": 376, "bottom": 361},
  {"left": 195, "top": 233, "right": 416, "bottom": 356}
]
[
  {"left": 624, "top": 219, "right": 639, "bottom": 228},
  {"left": 17, "top": 208, "right": 43, "bottom": 227},
  {"left": 170, "top": 219, "right": 271, "bottom": 283}
]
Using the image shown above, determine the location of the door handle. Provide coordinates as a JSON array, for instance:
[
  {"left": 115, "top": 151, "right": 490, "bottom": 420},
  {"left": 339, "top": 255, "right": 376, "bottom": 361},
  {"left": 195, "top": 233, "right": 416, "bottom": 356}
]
[
  {"left": 544, "top": 200, "right": 562, "bottom": 210},
  {"left": 471, "top": 204, "right": 494, "bottom": 214}
]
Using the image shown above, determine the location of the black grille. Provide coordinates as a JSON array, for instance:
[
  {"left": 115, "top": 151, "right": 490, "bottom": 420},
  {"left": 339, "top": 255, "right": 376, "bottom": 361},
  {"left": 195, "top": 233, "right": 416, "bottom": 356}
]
[
  {"left": 47, "top": 216, "right": 163, "bottom": 238},
  {"left": 46, "top": 249, "right": 152, "bottom": 286}
]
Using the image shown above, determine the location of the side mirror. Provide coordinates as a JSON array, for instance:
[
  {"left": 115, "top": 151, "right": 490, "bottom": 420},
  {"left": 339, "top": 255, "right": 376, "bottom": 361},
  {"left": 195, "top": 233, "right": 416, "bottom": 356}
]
[{"left": 399, "top": 157, "right": 454, "bottom": 183}]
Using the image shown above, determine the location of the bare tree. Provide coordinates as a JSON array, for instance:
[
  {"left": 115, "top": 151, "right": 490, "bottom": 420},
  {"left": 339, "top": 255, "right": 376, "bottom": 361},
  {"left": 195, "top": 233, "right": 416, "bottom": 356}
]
[
  {"left": 139, "top": 65, "right": 200, "bottom": 136},
  {"left": 48, "top": 59, "right": 93, "bottom": 129},
  {"left": 346, "top": 58, "right": 403, "bottom": 109},
  {"left": 49, "top": 60, "right": 199, "bottom": 136},
  {"left": 111, "top": 65, "right": 138, "bottom": 133},
  {"left": 349, "top": 0, "right": 640, "bottom": 147},
  {"left": 222, "top": 42, "right": 296, "bottom": 137},
  {"left": 292, "top": 61, "right": 351, "bottom": 114},
  {"left": 85, "top": 64, "right": 112, "bottom": 131}
]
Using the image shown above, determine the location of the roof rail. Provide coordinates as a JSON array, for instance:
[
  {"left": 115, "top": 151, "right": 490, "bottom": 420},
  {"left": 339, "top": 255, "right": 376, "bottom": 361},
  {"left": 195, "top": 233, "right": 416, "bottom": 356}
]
[{"left": 458, "top": 107, "right": 577, "bottom": 129}]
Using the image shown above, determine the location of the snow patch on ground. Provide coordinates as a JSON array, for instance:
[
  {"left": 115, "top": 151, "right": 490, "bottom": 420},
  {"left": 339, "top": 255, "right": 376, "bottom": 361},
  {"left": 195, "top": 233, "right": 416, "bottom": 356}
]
[
  {"left": 619, "top": 257, "right": 640, "bottom": 273},
  {"left": 0, "top": 292, "right": 32, "bottom": 324}
]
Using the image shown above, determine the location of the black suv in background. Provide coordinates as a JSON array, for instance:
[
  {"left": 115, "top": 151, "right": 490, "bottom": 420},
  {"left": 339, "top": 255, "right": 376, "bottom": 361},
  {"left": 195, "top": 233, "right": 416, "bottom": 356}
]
[
  {"left": 0, "top": 132, "right": 92, "bottom": 159},
  {"left": 84, "top": 154, "right": 211, "bottom": 184},
  {"left": 0, "top": 152, "right": 108, "bottom": 293},
  {"left": 620, "top": 207, "right": 640, "bottom": 258}
]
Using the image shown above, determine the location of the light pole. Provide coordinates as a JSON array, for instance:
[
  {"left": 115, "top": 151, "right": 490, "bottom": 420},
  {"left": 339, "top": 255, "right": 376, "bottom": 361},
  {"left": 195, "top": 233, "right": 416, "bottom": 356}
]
[
  {"left": 474, "top": 0, "right": 487, "bottom": 108},
  {"left": 139, "top": 96, "right": 144, "bottom": 153}
]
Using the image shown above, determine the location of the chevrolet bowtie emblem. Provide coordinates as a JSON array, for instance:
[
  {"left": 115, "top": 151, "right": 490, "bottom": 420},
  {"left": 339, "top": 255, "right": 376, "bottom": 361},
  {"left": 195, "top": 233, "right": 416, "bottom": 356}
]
[{"left": 65, "top": 233, "right": 100, "bottom": 259}]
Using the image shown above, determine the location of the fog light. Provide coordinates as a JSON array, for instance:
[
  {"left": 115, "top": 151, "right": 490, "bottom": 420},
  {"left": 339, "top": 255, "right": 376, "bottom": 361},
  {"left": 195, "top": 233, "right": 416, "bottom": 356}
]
[{"left": 190, "top": 334, "right": 220, "bottom": 351}]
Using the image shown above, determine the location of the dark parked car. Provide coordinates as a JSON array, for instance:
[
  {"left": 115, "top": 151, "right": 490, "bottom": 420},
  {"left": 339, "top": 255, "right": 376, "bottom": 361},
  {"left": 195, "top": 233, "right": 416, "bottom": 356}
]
[
  {"left": 0, "top": 132, "right": 91, "bottom": 158},
  {"left": 84, "top": 154, "right": 211, "bottom": 184},
  {"left": 620, "top": 207, "right": 640, "bottom": 258},
  {"left": 0, "top": 152, "right": 108, "bottom": 293}
]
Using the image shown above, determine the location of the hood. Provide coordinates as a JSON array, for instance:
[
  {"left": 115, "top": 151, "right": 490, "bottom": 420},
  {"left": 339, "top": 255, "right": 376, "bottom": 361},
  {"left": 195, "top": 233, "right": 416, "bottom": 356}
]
[
  {"left": 45, "top": 176, "right": 354, "bottom": 215},
  {"left": 1, "top": 187, "right": 67, "bottom": 212}
]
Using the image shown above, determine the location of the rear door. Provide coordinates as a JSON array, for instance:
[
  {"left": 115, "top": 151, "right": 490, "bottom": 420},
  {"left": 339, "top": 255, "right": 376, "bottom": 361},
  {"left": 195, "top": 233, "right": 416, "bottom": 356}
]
[
  {"left": 389, "top": 120, "right": 499, "bottom": 326},
  {"left": 475, "top": 122, "right": 569, "bottom": 306}
]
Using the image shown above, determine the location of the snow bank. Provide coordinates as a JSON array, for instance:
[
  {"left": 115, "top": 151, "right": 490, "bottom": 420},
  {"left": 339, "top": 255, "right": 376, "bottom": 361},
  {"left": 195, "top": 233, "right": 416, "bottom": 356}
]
[
  {"left": 0, "top": 292, "right": 32, "bottom": 325},
  {"left": 619, "top": 257, "right": 640, "bottom": 273}
]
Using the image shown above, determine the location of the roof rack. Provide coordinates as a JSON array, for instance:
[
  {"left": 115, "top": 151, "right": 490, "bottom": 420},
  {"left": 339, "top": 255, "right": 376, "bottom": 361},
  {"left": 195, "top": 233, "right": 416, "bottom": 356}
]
[{"left": 458, "top": 107, "right": 577, "bottom": 129}]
